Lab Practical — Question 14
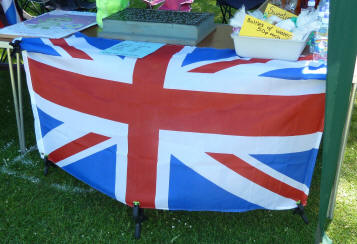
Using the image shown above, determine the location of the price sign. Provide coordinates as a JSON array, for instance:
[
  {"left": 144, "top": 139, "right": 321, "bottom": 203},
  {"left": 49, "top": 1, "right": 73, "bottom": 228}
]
[
  {"left": 239, "top": 15, "right": 293, "bottom": 40},
  {"left": 264, "top": 3, "right": 297, "bottom": 20}
]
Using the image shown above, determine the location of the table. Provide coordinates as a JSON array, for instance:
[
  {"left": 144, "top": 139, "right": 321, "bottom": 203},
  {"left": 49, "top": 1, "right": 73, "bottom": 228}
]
[
  {"left": 20, "top": 24, "right": 325, "bottom": 238},
  {"left": 21, "top": 26, "right": 325, "bottom": 206}
]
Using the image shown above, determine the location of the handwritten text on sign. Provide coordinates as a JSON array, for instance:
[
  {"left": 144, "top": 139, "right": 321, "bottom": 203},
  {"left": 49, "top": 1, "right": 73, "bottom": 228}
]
[
  {"left": 264, "top": 3, "right": 297, "bottom": 19},
  {"left": 239, "top": 15, "right": 293, "bottom": 40}
]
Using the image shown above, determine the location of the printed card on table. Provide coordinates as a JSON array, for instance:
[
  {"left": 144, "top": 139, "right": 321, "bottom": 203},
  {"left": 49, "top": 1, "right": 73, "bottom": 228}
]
[
  {"left": 101, "top": 41, "right": 165, "bottom": 58},
  {"left": 264, "top": 3, "right": 297, "bottom": 19},
  {"left": 239, "top": 15, "right": 293, "bottom": 40}
]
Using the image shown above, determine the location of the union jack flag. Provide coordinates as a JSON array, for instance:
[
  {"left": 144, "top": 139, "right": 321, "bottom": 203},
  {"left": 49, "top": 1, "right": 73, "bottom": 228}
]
[{"left": 21, "top": 33, "right": 326, "bottom": 211}]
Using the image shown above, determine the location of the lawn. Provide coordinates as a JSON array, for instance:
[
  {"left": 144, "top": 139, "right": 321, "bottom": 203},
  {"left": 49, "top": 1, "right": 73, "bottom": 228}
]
[{"left": 0, "top": 0, "right": 356, "bottom": 243}]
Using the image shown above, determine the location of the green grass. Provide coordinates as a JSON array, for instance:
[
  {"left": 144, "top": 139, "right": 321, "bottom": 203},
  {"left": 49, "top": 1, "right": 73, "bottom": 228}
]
[
  {"left": 325, "top": 101, "right": 357, "bottom": 242},
  {"left": 1, "top": 1, "right": 357, "bottom": 242}
]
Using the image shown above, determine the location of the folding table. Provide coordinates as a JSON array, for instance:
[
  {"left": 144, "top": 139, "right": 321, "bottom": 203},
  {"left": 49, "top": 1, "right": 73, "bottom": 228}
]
[{"left": 20, "top": 24, "right": 326, "bottom": 238}]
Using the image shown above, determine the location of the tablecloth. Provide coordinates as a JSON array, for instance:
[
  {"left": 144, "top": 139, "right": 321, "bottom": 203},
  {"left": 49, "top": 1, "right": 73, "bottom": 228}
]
[{"left": 20, "top": 33, "right": 326, "bottom": 211}]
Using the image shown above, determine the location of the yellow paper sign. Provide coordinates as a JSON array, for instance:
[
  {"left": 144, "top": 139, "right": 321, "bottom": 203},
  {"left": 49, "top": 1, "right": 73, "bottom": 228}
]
[
  {"left": 264, "top": 3, "right": 297, "bottom": 19},
  {"left": 239, "top": 15, "right": 293, "bottom": 40}
]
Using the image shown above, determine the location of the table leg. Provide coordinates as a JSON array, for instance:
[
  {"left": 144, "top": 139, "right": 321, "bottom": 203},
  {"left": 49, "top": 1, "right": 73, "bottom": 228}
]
[
  {"left": 16, "top": 52, "right": 25, "bottom": 152},
  {"left": 6, "top": 48, "right": 26, "bottom": 154}
]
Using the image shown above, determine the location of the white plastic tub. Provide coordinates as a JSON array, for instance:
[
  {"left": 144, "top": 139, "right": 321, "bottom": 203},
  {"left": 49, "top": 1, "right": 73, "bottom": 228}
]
[{"left": 231, "top": 33, "right": 309, "bottom": 61}]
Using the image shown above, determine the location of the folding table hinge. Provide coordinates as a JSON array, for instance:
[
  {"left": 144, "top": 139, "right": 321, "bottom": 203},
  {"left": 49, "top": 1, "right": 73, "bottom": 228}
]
[{"left": 9, "top": 40, "right": 22, "bottom": 57}]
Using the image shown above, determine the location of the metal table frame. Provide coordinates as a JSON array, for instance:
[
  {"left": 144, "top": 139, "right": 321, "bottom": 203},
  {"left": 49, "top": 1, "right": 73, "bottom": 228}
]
[{"left": 0, "top": 40, "right": 25, "bottom": 153}]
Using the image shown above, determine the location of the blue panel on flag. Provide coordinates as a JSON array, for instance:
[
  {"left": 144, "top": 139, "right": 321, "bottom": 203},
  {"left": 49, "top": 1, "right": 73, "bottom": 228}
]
[
  {"left": 168, "top": 155, "right": 263, "bottom": 212},
  {"left": 259, "top": 65, "right": 326, "bottom": 80},
  {"left": 20, "top": 38, "right": 60, "bottom": 56},
  {"left": 251, "top": 149, "right": 319, "bottom": 187},
  {"left": 37, "top": 107, "right": 63, "bottom": 137},
  {"left": 181, "top": 47, "right": 236, "bottom": 67},
  {"left": 62, "top": 145, "right": 117, "bottom": 199}
]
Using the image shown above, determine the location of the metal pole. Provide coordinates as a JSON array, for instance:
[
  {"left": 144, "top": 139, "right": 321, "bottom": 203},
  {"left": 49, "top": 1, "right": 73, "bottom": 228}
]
[
  {"left": 327, "top": 60, "right": 357, "bottom": 219},
  {"left": 7, "top": 48, "right": 25, "bottom": 154},
  {"left": 16, "top": 52, "right": 25, "bottom": 152}
]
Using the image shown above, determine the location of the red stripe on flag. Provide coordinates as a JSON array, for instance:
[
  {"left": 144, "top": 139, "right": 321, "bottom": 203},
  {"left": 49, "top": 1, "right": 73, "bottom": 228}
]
[
  {"left": 50, "top": 39, "right": 92, "bottom": 60},
  {"left": 189, "top": 58, "right": 270, "bottom": 73},
  {"left": 125, "top": 45, "right": 184, "bottom": 208},
  {"left": 28, "top": 58, "right": 325, "bottom": 137},
  {"left": 48, "top": 133, "right": 110, "bottom": 163},
  {"left": 207, "top": 153, "right": 308, "bottom": 205}
]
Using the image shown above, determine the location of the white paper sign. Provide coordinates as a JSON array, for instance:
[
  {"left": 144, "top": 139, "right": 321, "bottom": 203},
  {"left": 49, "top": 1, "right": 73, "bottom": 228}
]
[{"left": 101, "top": 40, "right": 165, "bottom": 58}]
